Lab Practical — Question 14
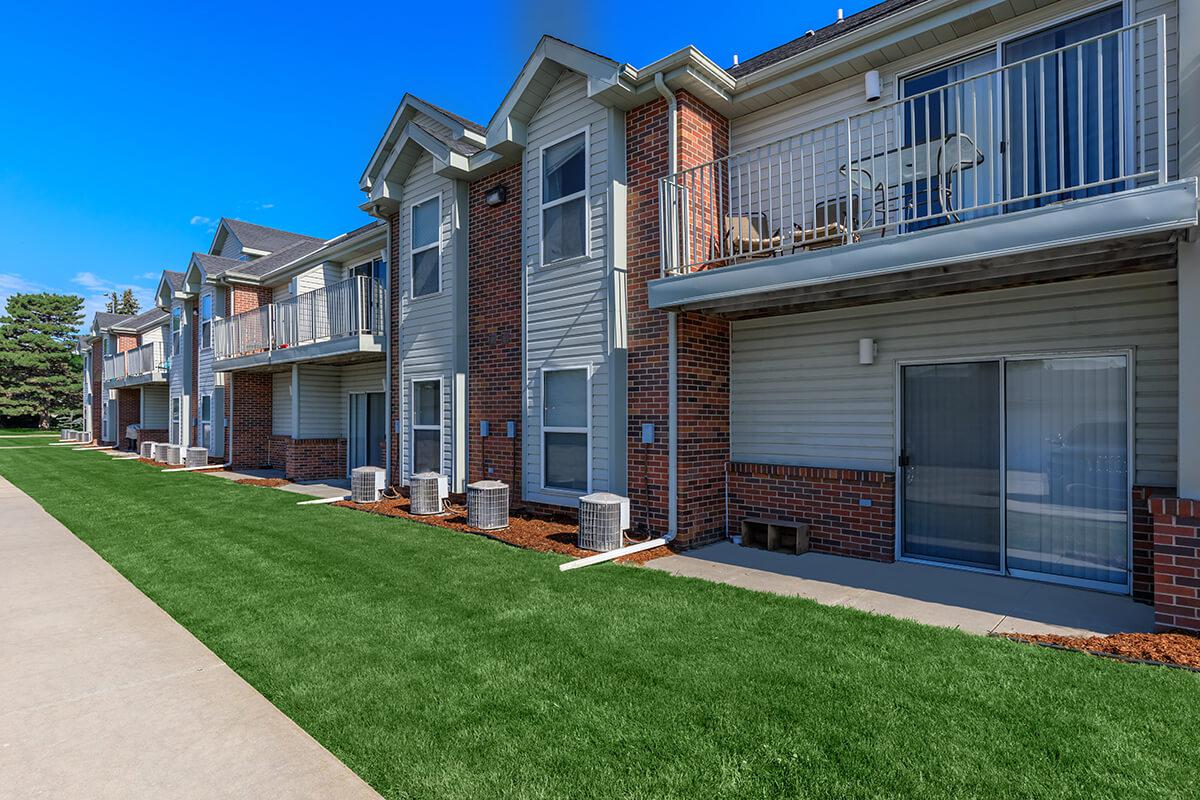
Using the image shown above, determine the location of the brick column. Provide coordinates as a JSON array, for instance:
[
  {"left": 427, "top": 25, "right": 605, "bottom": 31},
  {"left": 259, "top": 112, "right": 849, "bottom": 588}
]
[
  {"left": 228, "top": 285, "right": 273, "bottom": 469},
  {"left": 625, "top": 92, "right": 731, "bottom": 548},
  {"left": 90, "top": 340, "right": 103, "bottom": 443},
  {"left": 1149, "top": 496, "right": 1200, "bottom": 632},
  {"left": 467, "top": 163, "right": 523, "bottom": 491},
  {"left": 116, "top": 388, "right": 140, "bottom": 450}
]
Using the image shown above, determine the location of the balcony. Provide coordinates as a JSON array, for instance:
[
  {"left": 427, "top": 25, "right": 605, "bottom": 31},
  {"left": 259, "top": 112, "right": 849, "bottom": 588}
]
[
  {"left": 213, "top": 276, "right": 386, "bottom": 371},
  {"left": 103, "top": 342, "right": 166, "bottom": 388},
  {"left": 650, "top": 18, "right": 1197, "bottom": 316}
]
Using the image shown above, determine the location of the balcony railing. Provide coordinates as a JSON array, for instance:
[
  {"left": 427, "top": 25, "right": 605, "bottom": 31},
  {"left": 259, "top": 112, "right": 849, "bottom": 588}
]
[
  {"left": 214, "top": 276, "right": 385, "bottom": 361},
  {"left": 660, "top": 17, "right": 1168, "bottom": 276},
  {"left": 102, "top": 341, "right": 164, "bottom": 383}
]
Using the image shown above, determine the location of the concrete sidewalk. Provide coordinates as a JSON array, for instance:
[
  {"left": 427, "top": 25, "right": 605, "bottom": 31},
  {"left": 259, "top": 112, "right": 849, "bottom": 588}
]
[{"left": 0, "top": 476, "right": 382, "bottom": 799}]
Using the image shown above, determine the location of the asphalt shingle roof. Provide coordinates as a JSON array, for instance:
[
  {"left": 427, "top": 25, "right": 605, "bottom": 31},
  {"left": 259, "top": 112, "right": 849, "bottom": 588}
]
[
  {"left": 162, "top": 271, "right": 185, "bottom": 292},
  {"left": 111, "top": 307, "right": 169, "bottom": 332},
  {"left": 222, "top": 219, "right": 323, "bottom": 255},
  {"left": 224, "top": 238, "right": 329, "bottom": 279},
  {"left": 92, "top": 312, "right": 132, "bottom": 331},
  {"left": 192, "top": 252, "right": 244, "bottom": 279},
  {"left": 729, "top": 0, "right": 927, "bottom": 77},
  {"left": 413, "top": 96, "right": 486, "bottom": 135}
]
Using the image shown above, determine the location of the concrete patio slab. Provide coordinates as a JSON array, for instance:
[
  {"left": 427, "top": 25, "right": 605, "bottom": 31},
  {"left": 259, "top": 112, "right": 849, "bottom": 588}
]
[
  {"left": 0, "top": 475, "right": 382, "bottom": 800},
  {"left": 203, "top": 469, "right": 350, "bottom": 499},
  {"left": 648, "top": 541, "right": 1153, "bottom": 636}
]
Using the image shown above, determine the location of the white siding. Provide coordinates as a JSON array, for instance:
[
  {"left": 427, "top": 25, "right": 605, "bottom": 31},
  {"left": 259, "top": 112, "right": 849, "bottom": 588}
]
[
  {"left": 522, "top": 70, "right": 613, "bottom": 505},
  {"left": 272, "top": 370, "right": 292, "bottom": 436},
  {"left": 730, "top": 270, "right": 1178, "bottom": 487},
  {"left": 142, "top": 384, "right": 169, "bottom": 428},
  {"left": 294, "top": 262, "right": 347, "bottom": 297},
  {"left": 731, "top": 0, "right": 1179, "bottom": 181},
  {"left": 272, "top": 278, "right": 292, "bottom": 304},
  {"left": 397, "top": 151, "right": 458, "bottom": 483}
]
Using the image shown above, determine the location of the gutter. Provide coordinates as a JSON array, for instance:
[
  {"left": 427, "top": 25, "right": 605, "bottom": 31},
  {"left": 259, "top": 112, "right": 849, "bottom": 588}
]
[{"left": 560, "top": 73, "right": 680, "bottom": 572}]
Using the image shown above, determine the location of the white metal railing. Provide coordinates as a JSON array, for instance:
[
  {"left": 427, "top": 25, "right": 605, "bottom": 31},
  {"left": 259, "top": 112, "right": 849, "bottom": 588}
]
[
  {"left": 126, "top": 341, "right": 163, "bottom": 377},
  {"left": 660, "top": 17, "right": 1168, "bottom": 276},
  {"left": 214, "top": 305, "right": 272, "bottom": 360},
  {"left": 213, "top": 276, "right": 384, "bottom": 360}
]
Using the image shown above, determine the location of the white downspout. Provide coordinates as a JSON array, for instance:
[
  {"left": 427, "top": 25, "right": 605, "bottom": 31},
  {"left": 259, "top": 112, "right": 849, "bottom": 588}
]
[{"left": 561, "top": 74, "right": 679, "bottom": 572}]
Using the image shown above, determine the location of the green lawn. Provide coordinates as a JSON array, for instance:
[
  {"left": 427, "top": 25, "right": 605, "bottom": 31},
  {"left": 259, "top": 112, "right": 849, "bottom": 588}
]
[{"left": 2, "top": 441, "right": 1198, "bottom": 799}]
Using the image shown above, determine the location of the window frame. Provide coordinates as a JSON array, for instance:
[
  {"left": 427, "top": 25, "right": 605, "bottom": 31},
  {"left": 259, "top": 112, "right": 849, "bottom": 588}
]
[
  {"left": 199, "top": 293, "right": 213, "bottom": 351},
  {"left": 351, "top": 257, "right": 387, "bottom": 287},
  {"left": 408, "top": 194, "right": 442, "bottom": 299},
  {"left": 171, "top": 306, "right": 182, "bottom": 356},
  {"left": 539, "top": 364, "right": 592, "bottom": 493},
  {"left": 409, "top": 376, "right": 443, "bottom": 478},
  {"left": 538, "top": 128, "right": 590, "bottom": 267},
  {"left": 199, "top": 393, "right": 212, "bottom": 449}
]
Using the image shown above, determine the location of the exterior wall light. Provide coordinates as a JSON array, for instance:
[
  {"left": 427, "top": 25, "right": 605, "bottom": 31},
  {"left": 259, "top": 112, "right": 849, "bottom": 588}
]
[
  {"left": 485, "top": 185, "right": 508, "bottom": 206},
  {"left": 864, "top": 70, "right": 881, "bottom": 103},
  {"left": 858, "top": 337, "right": 877, "bottom": 365}
]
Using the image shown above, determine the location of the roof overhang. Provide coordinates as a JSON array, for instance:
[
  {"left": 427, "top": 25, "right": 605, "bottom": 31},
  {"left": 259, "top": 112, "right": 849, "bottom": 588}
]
[
  {"left": 360, "top": 95, "right": 487, "bottom": 195},
  {"left": 361, "top": 121, "right": 473, "bottom": 217},
  {"left": 648, "top": 179, "right": 1198, "bottom": 317}
]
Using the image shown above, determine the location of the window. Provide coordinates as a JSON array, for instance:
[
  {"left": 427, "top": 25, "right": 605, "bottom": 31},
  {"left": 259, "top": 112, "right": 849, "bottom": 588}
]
[
  {"left": 542, "top": 367, "right": 589, "bottom": 491},
  {"left": 541, "top": 131, "right": 587, "bottom": 265},
  {"left": 411, "top": 379, "right": 442, "bottom": 475},
  {"left": 102, "top": 338, "right": 111, "bottom": 356},
  {"left": 170, "top": 396, "right": 181, "bottom": 445},
  {"left": 351, "top": 258, "right": 387, "bottom": 286},
  {"left": 200, "top": 394, "right": 212, "bottom": 449},
  {"left": 199, "top": 294, "right": 213, "bottom": 350},
  {"left": 410, "top": 197, "right": 440, "bottom": 298},
  {"left": 171, "top": 307, "right": 182, "bottom": 355}
]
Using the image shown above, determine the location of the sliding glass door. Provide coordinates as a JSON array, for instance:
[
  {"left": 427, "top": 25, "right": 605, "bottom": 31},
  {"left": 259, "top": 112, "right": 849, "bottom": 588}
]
[{"left": 900, "top": 354, "right": 1130, "bottom": 592}]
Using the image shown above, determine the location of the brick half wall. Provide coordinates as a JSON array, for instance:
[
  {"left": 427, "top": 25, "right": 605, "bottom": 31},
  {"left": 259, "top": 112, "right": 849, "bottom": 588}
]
[
  {"left": 1149, "top": 496, "right": 1200, "bottom": 632},
  {"left": 286, "top": 438, "right": 346, "bottom": 482},
  {"left": 116, "top": 388, "right": 141, "bottom": 450},
  {"left": 727, "top": 463, "right": 896, "bottom": 562},
  {"left": 136, "top": 428, "right": 168, "bottom": 452}
]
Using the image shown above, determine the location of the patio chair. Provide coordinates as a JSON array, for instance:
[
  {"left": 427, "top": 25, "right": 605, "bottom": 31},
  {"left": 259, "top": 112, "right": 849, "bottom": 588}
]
[{"left": 724, "top": 213, "right": 782, "bottom": 261}]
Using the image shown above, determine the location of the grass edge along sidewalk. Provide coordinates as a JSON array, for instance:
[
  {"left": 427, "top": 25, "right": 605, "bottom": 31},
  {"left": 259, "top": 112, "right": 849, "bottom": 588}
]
[{"left": 1, "top": 442, "right": 1197, "bottom": 799}]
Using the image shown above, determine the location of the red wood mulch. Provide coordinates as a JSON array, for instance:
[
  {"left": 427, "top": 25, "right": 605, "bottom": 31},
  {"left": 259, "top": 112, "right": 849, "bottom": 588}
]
[
  {"left": 137, "top": 457, "right": 173, "bottom": 468},
  {"left": 1004, "top": 631, "right": 1200, "bottom": 670},
  {"left": 235, "top": 478, "right": 291, "bottom": 488},
  {"left": 333, "top": 494, "right": 674, "bottom": 566}
]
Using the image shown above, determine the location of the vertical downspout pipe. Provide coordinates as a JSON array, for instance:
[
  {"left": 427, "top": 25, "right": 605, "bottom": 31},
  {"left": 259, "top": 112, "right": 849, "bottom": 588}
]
[
  {"left": 653, "top": 73, "right": 678, "bottom": 544},
  {"left": 382, "top": 206, "right": 393, "bottom": 484}
]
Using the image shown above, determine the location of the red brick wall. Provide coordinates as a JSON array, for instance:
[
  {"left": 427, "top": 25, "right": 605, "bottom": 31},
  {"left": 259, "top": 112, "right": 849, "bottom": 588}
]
[
  {"left": 269, "top": 435, "right": 289, "bottom": 470},
  {"left": 625, "top": 93, "right": 731, "bottom": 547},
  {"left": 1131, "top": 486, "right": 1159, "bottom": 604},
  {"left": 136, "top": 429, "right": 168, "bottom": 452},
  {"left": 116, "top": 334, "right": 137, "bottom": 353},
  {"left": 286, "top": 438, "right": 346, "bottom": 481},
  {"left": 90, "top": 340, "right": 103, "bottom": 442},
  {"left": 728, "top": 463, "right": 896, "bottom": 561},
  {"left": 230, "top": 284, "right": 272, "bottom": 315},
  {"left": 1149, "top": 496, "right": 1200, "bottom": 632},
  {"left": 467, "top": 164, "right": 523, "bottom": 490},
  {"left": 115, "top": 388, "right": 141, "bottom": 450},
  {"left": 387, "top": 211, "right": 402, "bottom": 488},
  {"left": 229, "top": 372, "right": 272, "bottom": 469}
]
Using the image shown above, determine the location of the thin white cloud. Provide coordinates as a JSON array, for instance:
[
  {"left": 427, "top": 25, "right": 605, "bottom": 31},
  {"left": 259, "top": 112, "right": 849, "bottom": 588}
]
[
  {"left": 71, "top": 272, "right": 155, "bottom": 324},
  {"left": 0, "top": 273, "right": 47, "bottom": 315},
  {"left": 190, "top": 215, "right": 212, "bottom": 226},
  {"left": 258, "top": 203, "right": 275, "bottom": 210}
]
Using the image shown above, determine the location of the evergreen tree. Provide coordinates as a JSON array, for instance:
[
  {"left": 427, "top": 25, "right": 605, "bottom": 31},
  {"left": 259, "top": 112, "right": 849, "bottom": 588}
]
[
  {"left": 0, "top": 293, "right": 84, "bottom": 428},
  {"left": 118, "top": 289, "right": 141, "bottom": 315},
  {"left": 105, "top": 291, "right": 118, "bottom": 313}
]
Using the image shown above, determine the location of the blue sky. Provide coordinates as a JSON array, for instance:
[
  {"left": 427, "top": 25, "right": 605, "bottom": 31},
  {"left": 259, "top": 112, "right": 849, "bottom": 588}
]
[{"left": 0, "top": 0, "right": 872, "bottom": 325}]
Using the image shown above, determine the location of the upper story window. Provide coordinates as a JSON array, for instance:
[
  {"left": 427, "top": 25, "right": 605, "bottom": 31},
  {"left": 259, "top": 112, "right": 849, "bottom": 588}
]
[
  {"left": 541, "top": 131, "right": 587, "bottom": 265},
  {"left": 199, "top": 294, "right": 213, "bottom": 350},
  {"left": 410, "top": 197, "right": 440, "bottom": 298},
  {"left": 102, "top": 337, "right": 111, "bottom": 356},
  {"left": 351, "top": 258, "right": 387, "bottom": 287},
  {"left": 171, "top": 307, "right": 182, "bottom": 356}
]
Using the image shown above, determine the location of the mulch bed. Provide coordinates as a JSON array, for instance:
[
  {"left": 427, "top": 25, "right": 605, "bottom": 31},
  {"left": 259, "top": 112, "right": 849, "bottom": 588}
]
[
  {"left": 1003, "top": 631, "right": 1200, "bottom": 671},
  {"left": 137, "top": 457, "right": 173, "bottom": 469},
  {"left": 235, "top": 478, "right": 291, "bottom": 488},
  {"left": 333, "top": 494, "right": 674, "bottom": 566}
]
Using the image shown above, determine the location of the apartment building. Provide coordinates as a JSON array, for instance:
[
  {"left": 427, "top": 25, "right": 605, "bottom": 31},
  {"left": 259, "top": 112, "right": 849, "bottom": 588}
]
[{"left": 90, "top": 0, "right": 1199, "bottom": 631}]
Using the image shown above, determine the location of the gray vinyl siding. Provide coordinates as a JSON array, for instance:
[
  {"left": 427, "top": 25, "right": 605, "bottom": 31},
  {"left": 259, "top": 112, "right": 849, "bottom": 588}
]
[
  {"left": 730, "top": 0, "right": 1178, "bottom": 181},
  {"left": 272, "top": 278, "right": 292, "bottom": 304},
  {"left": 522, "top": 70, "right": 613, "bottom": 506},
  {"left": 730, "top": 270, "right": 1178, "bottom": 487},
  {"left": 142, "top": 384, "right": 169, "bottom": 428},
  {"left": 217, "top": 231, "right": 243, "bottom": 259},
  {"left": 342, "top": 362, "right": 385, "bottom": 395},
  {"left": 167, "top": 298, "right": 189, "bottom": 445},
  {"left": 272, "top": 370, "right": 292, "bottom": 436},
  {"left": 398, "top": 151, "right": 458, "bottom": 484},
  {"left": 295, "top": 366, "right": 343, "bottom": 439},
  {"left": 197, "top": 288, "right": 217, "bottom": 403}
]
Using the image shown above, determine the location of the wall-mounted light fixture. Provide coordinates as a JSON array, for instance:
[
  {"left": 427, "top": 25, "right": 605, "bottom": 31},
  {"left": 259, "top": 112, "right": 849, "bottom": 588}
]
[
  {"left": 864, "top": 70, "right": 881, "bottom": 102},
  {"left": 858, "top": 337, "right": 877, "bottom": 365},
  {"left": 485, "top": 185, "right": 508, "bottom": 206}
]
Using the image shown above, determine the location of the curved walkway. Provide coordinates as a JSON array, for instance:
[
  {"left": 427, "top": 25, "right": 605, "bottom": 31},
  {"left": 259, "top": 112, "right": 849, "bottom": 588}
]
[{"left": 0, "top": 476, "right": 382, "bottom": 799}]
